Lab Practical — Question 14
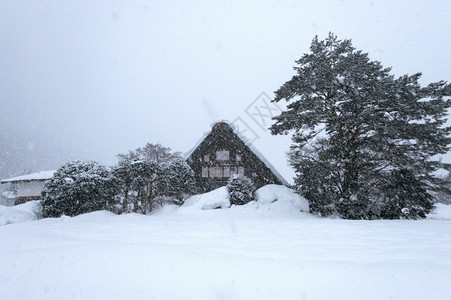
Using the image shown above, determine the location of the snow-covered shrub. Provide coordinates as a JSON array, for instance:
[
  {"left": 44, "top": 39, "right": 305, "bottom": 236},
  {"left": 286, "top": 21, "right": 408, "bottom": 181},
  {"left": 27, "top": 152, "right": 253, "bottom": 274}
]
[
  {"left": 227, "top": 174, "right": 255, "bottom": 206},
  {"left": 42, "top": 160, "right": 117, "bottom": 218},
  {"left": 113, "top": 159, "right": 159, "bottom": 214},
  {"left": 114, "top": 143, "right": 186, "bottom": 213},
  {"left": 159, "top": 158, "right": 196, "bottom": 205}
]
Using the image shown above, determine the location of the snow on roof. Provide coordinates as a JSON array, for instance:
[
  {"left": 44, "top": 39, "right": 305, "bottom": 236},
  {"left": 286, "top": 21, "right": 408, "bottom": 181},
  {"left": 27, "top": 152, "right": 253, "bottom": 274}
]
[
  {"left": 185, "top": 121, "right": 289, "bottom": 186},
  {"left": 246, "top": 141, "right": 289, "bottom": 186},
  {"left": 0, "top": 170, "right": 56, "bottom": 183},
  {"left": 183, "top": 119, "right": 231, "bottom": 160},
  {"left": 231, "top": 124, "right": 289, "bottom": 186}
]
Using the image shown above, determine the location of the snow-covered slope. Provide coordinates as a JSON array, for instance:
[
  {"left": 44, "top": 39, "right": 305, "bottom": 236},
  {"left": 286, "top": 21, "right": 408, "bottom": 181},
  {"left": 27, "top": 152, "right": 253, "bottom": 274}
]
[{"left": 1, "top": 198, "right": 451, "bottom": 299}]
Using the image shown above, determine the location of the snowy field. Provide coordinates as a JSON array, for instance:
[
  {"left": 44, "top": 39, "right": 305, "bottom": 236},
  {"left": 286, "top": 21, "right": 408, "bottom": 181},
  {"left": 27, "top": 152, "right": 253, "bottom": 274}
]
[{"left": 1, "top": 188, "right": 451, "bottom": 299}]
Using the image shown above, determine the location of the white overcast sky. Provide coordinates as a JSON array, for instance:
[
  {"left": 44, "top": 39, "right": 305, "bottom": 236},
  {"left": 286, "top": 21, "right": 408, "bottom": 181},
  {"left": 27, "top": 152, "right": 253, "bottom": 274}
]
[{"left": 0, "top": 0, "right": 450, "bottom": 181}]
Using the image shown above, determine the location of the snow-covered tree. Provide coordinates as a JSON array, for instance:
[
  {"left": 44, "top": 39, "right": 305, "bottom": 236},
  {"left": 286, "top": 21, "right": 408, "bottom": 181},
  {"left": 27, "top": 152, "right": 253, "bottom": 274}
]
[
  {"left": 113, "top": 159, "right": 160, "bottom": 214},
  {"left": 227, "top": 174, "right": 255, "bottom": 205},
  {"left": 117, "top": 143, "right": 182, "bottom": 167},
  {"left": 159, "top": 159, "right": 196, "bottom": 205},
  {"left": 270, "top": 33, "right": 451, "bottom": 219},
  {"left": 115, "top": 143, "right": 186, "bottom": 213},
  {"left": 112, "top": 159, "right": 134, "bottom": 213},
  {"left": 41, "top": 160, "right": 117, "bottom": 218}
]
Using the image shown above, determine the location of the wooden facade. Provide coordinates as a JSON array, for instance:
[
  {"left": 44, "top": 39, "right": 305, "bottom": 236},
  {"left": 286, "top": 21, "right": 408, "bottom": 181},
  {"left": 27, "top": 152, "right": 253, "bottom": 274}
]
[{"left": 186, "top": 122, "right": 286, "bottom": 192}]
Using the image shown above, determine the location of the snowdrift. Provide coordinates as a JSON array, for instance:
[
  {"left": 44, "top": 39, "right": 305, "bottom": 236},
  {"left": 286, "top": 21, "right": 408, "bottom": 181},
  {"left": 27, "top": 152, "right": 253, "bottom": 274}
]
[
  {"left": 183, "top": 186, "right": 231, "bottom": 209},
  {"left": 429, "top": 203, "right": 451, "bottom": 220},
  {"left": 255, "top": 184, "right": 309, "bottom": 213},
  {"left": 182, "top": 184, "right": 309, "bottom": 217},
  {"left": 0, "top": 201, "right": 42, "bottom": 226},
  {"left": 2, "top": 185, "right": 451, "bottom": 226}
]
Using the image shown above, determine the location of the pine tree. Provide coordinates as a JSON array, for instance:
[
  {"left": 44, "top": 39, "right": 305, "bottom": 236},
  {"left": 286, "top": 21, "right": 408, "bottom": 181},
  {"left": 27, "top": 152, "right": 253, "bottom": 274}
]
[
  {"left": 227, "top": 174, "right": 255, "bottom": 206},
  {"left": 41, "top": 160, "right": 117, "bottom": 218},
  {"left": 270, "top": 33, "right": 451, "bottom": 219}
]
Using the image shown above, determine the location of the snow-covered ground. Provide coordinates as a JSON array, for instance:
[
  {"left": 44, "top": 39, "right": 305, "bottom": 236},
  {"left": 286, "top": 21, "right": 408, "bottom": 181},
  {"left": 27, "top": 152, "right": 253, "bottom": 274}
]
[{"left": 1, "top": 187, "right": 451, "bottom": 299}]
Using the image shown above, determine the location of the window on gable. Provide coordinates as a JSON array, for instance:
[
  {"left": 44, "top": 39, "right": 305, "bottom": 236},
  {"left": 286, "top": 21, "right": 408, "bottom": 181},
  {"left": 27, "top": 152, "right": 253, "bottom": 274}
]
[
  {"left": 204, "top": 154, "right": 210, "bottom": 162},
  {"left": 230, "top": 166, "right": 237, "bottom": 175},
  {"left": 209, "top": 166, "right": 223, "bottom": 178},
  {"left": 236, "top": 154, "right": 242, "bottom": 161},
  {"left": 216, "top": 150, "right": 229, "bottom": 161},
  {"left": 223, "top": 166, "right": 230, "bottom": 177},
  {"left": 238, "top": 167, "right": 245, "bottom": 175},
  {"left": 202, "top": 167, "right": 209, "bottom": 178}
]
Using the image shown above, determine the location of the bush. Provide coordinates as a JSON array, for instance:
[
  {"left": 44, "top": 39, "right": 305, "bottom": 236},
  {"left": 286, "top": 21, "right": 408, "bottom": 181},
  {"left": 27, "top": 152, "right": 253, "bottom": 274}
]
[
  {"left": 227, "top": 175, "right": 255, "bottom": 205},
  {"left": 160, "top": 159, "right": 196, "bottom": 205},
  {"left": 114, "top": 143, "right": 186, "bottom": 213},
  {"left": 42, "top": 160, "right": 117, "bottom": 218}
]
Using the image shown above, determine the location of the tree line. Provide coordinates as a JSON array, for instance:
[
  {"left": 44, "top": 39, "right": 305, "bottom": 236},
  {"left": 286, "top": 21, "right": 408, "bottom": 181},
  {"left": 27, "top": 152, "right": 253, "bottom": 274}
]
[
  {"left": 41, "top": 143, "right": 197, "bottom": 217},
  {"left": 41, "top": 143, "right": 257, "bottom": 217}
]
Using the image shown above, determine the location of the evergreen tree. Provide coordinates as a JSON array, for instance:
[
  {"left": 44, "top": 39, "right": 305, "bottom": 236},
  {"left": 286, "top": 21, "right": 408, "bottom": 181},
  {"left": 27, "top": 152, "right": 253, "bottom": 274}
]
[
  {"left": 270, "top": 33, "right": 451, "bottom": 219},
  {"left": 227, "top": 174, "right": 255, "bottom": 206},
  {"left": 41, "top": 160, "right": 117, "bottom": 218}
]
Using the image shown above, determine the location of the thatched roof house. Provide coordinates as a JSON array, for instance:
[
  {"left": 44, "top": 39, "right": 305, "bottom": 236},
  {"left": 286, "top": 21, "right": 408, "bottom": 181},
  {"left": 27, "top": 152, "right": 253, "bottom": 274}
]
[{"left": 186, "top": 122, "right": 287, "bottom": 192}]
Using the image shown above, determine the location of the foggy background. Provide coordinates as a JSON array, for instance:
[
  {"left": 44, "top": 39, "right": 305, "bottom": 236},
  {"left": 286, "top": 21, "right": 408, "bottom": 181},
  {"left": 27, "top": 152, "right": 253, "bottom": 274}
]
[{"left": 1, "top": 0, "right": 450, "bottom": 182}]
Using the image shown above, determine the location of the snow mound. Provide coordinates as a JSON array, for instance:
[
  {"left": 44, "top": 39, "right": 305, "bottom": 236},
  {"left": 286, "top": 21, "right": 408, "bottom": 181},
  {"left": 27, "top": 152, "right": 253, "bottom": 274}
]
[
  {"left": 428, "top": 203, "right": 451, "bottom": 220},
  {"left": 182, "top": 184, "right": 309, "bottom": 217},
  {"left": 256, "top": 185, "right": 307, "bottom": 209},
  {"left": 151, "top": 204, "right": 180, "bottom": 216},
  {"left": 0, "top": 201, "right": 42, "bottom": 226},
  {"left": 247, "top": 184, "right": 309, "bottom": 216},
  {"left": 183, "top": 186, "right": 230, "bottom": 210}
]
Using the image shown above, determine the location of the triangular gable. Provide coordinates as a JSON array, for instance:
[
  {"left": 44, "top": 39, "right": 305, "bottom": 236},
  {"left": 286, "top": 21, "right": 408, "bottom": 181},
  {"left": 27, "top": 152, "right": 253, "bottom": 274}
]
[{"left": 186, "top": 122, "right": 287, "bottom": 192}]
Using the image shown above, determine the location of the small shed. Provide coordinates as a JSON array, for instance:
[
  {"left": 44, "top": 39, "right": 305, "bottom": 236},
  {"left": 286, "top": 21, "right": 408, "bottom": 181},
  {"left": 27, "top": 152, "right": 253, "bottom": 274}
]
[
  {"left": 0, "top": 171, "right": 55, "bottom": 205},
  {"left": 186, "top": 122, "right": 287, "bottom": 192}
]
